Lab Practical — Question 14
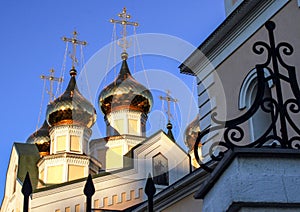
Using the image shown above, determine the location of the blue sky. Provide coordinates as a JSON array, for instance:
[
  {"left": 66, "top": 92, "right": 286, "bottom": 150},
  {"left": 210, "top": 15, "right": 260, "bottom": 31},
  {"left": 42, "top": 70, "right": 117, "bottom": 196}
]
[{"left": 0, "top": 0, "right": 225, "bottom": 202}]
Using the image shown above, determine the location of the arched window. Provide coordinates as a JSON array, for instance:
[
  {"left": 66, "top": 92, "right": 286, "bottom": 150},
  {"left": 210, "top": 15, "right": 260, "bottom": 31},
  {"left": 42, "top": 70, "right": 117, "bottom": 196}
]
[
  {"left": 152, "top": 153, "right": 169, "bottom": 186},
  {"left": 239, "top": 68, "right": 273, "bottom": 141}
]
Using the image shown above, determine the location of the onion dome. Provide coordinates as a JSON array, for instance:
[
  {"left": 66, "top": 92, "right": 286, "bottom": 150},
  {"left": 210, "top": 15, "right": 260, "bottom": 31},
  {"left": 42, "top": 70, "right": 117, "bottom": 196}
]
[
  {"left": 46, "top": 69, "right": 97, "bottom": 128},
  {"left": 184, "top": 114, "right": 201, "bottom": 150},
  {"left": 26, "top": 120, "right": 50, "bottom": 154},
  {"left": 99, "top": 57, "right": 153, "bottom": 115}
]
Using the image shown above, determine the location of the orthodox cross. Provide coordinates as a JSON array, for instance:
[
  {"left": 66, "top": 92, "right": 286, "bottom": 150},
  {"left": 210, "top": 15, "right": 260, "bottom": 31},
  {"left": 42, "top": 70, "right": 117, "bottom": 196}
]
[
  {"left": 110, "top": 7, "right": 138, "bottom": 53},
  {"left": 159, "top": 90, "right": 178, "bottom": 123},
  {"left": 62, "top": 31, "right": 87, "bottom": 69},
  {"left": 40, "top": 69, "right": 63, "bottom": 102}
]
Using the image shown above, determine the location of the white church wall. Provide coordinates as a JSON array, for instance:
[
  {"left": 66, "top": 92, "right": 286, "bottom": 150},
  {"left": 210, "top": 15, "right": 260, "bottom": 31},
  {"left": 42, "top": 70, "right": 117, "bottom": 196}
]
[
  {"left": 30, "top": 169, "right": 146, "bottom": 211},
  {"left": 202, "top": 154, "right": 300, "bottom": 211},
  {"left": 1, "top": 146, "right": 23, "bottom": 212}
]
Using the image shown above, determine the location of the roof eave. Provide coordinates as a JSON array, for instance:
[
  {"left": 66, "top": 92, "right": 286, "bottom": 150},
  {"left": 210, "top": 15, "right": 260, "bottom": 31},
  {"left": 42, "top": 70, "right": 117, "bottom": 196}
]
[{"left": 179, "top": 0, "right": 266, "bottom": 75}]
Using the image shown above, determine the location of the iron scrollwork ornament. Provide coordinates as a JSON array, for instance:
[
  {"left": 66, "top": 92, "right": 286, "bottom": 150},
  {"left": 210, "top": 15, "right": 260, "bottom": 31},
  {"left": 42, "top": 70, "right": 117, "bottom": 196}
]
[{"left": 194, "top": 21, "right": 300, "bottom": 172}]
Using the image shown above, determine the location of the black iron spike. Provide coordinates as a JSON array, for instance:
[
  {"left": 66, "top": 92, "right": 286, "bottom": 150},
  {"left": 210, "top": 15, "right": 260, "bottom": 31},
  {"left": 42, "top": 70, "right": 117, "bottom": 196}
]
[
  {"left": 145, "top": 173, "right": 156, "bottom": 212},
  {"left": 22, "top": 172, "right": 32, "bottom": 212},
  {"left": 84, "top": 174, "right": 95, "bottom": 212}
]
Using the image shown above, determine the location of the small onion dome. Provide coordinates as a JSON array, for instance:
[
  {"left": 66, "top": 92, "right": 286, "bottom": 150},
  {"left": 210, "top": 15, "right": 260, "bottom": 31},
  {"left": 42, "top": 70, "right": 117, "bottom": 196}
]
[
  {"left": 184, "top": 114, "right": 201, "bottom": 150},
  {"left": 99, "top": 59, "right": 153, "bottom": 115},
  {"left": 46, "top": 69, "right": 97, "bottom": 128},
  {"left": 26, "top": 120, "right": 50, "bottom": 154}
]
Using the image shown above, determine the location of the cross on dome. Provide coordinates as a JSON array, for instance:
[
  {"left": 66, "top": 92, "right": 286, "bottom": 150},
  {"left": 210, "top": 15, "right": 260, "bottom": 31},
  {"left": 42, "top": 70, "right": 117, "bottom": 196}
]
[
  {"left": 110, "top": 7, "right": 139, "bottom": 59},
  {"left": 40, "top": 69, "right": 63, "bottom": 102},
  {"left": 62, "top": 31, "right": 87, "bottom": 69},
  {"left": 159, "top": 90, "right": 178, "bottom": 124}
]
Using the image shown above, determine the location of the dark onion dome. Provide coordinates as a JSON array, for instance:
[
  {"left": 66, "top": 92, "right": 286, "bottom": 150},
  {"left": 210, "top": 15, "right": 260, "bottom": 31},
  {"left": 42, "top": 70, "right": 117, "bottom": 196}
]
[
  {"left": 46, "top": 69, "right": 97, "bottom": 128},
  {"left": 99, "top": 59, "right": 153, "bottom": 115},
  {"left": 184, "top": 114, "right": 201, "bottom": 150},
  {"left": 26, "top": 120, "right": 50, "bottom": 154}
]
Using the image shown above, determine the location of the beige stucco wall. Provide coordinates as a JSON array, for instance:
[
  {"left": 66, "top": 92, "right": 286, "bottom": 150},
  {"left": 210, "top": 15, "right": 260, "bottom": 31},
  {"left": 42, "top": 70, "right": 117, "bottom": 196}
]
[
  {"left": 217, "top": 0, "right": 300, "bottom": 119},
  {"left": 203, "top": 0, "right": 300, "bottom": 145}
]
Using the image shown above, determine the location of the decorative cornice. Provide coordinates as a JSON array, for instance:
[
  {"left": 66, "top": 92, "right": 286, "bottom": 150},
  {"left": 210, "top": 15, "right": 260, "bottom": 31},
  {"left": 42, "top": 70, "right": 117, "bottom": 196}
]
[{"left": 37, "top": 152, "right": 90, "bottom": 166}]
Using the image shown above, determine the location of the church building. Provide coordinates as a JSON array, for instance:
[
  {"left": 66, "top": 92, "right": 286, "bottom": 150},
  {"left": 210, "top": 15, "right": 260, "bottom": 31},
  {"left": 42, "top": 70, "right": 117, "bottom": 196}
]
[
  {"left": 1, "top": 8, "right": 190, "bottom": 212},
  {"left": 3, "top": 0, "right": 300, "bottom": 211}
]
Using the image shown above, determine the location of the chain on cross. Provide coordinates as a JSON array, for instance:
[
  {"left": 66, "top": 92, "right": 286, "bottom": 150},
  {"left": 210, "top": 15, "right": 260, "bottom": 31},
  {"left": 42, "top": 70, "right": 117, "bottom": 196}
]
[
  {"left": 110, "top": 7, "right": 138, "bottom": 55},
  {"left": 159, "top": 90, "right": 178, "bottom": 123},
  {"left": 62, "top": 31, "right": 87, "bottom": 69}
]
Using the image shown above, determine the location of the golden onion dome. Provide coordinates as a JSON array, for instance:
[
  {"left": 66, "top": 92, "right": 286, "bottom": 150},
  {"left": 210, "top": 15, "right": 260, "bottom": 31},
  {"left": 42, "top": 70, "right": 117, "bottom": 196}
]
[
  {"left": 184, "top": 114, "right": 201, "bottom": 150},
  {"left": 46, "top": 69, "right": 97, "bottom": 128},
  {"left": 26, "top": 120, "right": 50, "bottom": 154},
  {"left": 99, "top": 59, "right": 153, "bottom": 115}
]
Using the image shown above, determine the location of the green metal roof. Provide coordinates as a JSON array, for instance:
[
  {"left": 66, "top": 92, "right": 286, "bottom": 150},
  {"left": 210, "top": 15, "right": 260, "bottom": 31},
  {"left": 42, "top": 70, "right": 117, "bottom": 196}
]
[{"left": 14, "top": 143, "right": 40, "bottom": 190}]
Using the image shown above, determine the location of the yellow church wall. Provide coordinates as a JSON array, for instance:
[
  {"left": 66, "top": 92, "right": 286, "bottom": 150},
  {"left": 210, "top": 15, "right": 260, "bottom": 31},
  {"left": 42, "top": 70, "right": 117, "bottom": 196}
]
[
  {"left": 106, "top": 146, "right": 123, "bottom": 169},
  {"left": 39, "top": 169, "right": 44, "bottom": 184},
  {"left": 114, "top": 119, "right": 124, "bottom": 134},
  {"left": 68, "top": 165, "right": 84, "bottom": 181},
  {"left": 70, "top": 135, "right": 80, "bottom": 152},
  {"left": 128, "top": 119, "right": 138, "bottom": 134},
  {"left": 47, "top": 165, "right": 63, "bottom": 184},
  {"left": 56, "top": 136, "right": 66, "bottom": 152}
]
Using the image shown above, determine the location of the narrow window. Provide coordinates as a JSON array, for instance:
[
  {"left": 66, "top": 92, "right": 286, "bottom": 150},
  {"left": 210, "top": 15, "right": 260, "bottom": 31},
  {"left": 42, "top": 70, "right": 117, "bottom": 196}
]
[
  {"left": 239, "top": 68, "right": 273, "bottom": 142},
  {"left": 247, "top": 80, "right": 272, "bottom": 141},
  {"left": 75, "top": 204, "right": 80, "bottom": 212},
  {"left": 152, "top": 153, "right": 169, "bottom": 186}
]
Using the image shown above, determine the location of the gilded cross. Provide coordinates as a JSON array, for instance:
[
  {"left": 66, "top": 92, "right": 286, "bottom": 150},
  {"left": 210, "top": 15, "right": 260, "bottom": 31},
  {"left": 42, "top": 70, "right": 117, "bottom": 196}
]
[
  {"left": 40, "top": 69, "right": 63, "bottom": 102},
  {"left": 110, "top": 7, "right": 138, "bottom": 54},
  {"left": 159, "top": 90, "right": 178, "bottom": 123},
  {"left": 62, "top": 31, "right": 87, "bottom": 69}
]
